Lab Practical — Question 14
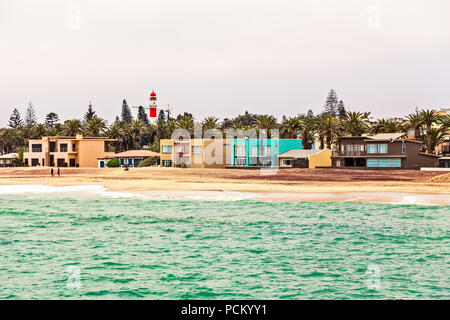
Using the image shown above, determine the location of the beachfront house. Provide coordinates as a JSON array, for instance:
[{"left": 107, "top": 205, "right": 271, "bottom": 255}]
[
  {"left": 24, "top": 135, "right": 117, "bottom": 167},
  {"left": 98, "top": 150, "right": 160, "bottom": 168},
  {"left": 160, "top": 139, "right": 230, "bottom": 168},
  {"left": 278, "top": 149, "right": 331, "bottom": 168},
  {"left": 332, "top": 133, "right": 439, "bottom": 169},
  {"left": 0, "top": 153, "right": 19, "bottom": 167},
  {"left": 230, "top": 138, "right": 303, "bottom": 167}
]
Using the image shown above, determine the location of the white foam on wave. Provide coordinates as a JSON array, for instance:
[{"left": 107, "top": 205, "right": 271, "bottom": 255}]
[
  {"left": 0, "top": 185, "right": 257, "bottom": 201},
  {"left": 0, "top": 184, "right": 147, "bottom": 199},
  {"left": 0, "top": 185, "right": 449, "bottom": 205}
]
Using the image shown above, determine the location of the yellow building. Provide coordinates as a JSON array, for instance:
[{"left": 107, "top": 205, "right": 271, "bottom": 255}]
[
  {"left": 160, "top": 139, "right": 230, "bottom": 168},
  {"left": 278, "top": 149, "right": 332, "bottom": 168},
  {"left": 24, "top": 135, "right": 116, "bottom": 167}
]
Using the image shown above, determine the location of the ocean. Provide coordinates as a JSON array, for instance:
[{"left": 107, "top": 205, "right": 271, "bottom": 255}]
[{"left": 0, "top": 186, "right": 448, "bottom": 299}]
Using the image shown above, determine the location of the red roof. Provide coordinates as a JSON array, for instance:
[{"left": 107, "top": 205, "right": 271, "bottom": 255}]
[{"left": 150, "top": 91, "right": 156, "bottom": 97}]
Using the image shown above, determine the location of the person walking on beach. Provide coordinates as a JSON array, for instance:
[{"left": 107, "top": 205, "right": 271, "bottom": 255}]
[
  {"left": 57, "top": 168, "right": 61, "bottom": 177},
  {"left": 51, "top": 168, "right": 54, "bottom": 177}
]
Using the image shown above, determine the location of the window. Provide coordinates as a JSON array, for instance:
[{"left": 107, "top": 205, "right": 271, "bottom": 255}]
[
  {"left": 378, "top": 144, "right": 387, "bottom": 154},
  {"left": 251, "top": 146, "right": 258, "bottom": 156},
  {"left": 336, "top": 160, "right": 341, "bottom": 167},
  {"left": 192, "top": 146, "right": 202, "bottom": 154},
  {"left": 162, "top": 160, "right": 172, "bottom": 167},
  {"left": 60, "top": 144, "right": 68, "bottom": 152},
  {"left": 31, "top": 159, "right": 39, "bottom": 166},
  {"left": 282, "top": 159, "right": 292, "bottom": 166},
  {"left": 367, "top": 144, "right": 387, "bottom": 154},
  {"left": 72, "top": 144, "right": 76, "bottom": 152},
  {"left": 32, "top": 144, "right": 42, "bottom": 153},
  {"left": 367, "top": 144, "right": 377, "bottom": 154},
  {"left": 402, "top": 143, "right": 406, "bottom": 154},
  {"left": 162, "top": 145, "right": 173, "bottom": 153},
  {"left": 235, "top": 158, "right": 246, "bottom": 166},
  {"left": 235, "top": 145, "right": 246, "bottom": 157},
  {"left": 367, "top": 158, "right": 401, "bottom": 168}
]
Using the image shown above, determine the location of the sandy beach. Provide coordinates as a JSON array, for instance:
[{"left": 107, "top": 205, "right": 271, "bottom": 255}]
[{"left": 0, "top": 167, "right": 449, "bottom": 203}]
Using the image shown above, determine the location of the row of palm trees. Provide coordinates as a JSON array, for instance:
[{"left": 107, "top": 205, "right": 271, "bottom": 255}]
[{"left": 1, "top": 109, "right": 449, "bottom": 155}]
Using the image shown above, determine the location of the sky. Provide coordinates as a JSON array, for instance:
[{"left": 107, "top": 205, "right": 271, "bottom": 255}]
[{"left": 1, "top": 0, "right": 450, "bottom": 126}]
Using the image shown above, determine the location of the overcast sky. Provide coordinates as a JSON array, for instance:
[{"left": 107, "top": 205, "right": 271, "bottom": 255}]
[{"left": 1, "top": 0, "right": 450, "bottom": 125}]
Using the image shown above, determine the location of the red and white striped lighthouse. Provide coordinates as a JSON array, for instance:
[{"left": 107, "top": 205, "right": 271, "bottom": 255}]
[{"left": 149, "top": 91, "right": 157, "bottom": 118}]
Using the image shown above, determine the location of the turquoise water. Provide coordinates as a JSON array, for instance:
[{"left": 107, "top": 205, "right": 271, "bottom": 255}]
[{"left": 0, "top": 195, "right": 449, "bottom": 299}]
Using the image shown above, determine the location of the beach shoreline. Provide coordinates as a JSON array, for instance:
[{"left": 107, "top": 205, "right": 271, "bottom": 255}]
[{"left": 0, "top": 167, "right": 449, "bottom": 204}]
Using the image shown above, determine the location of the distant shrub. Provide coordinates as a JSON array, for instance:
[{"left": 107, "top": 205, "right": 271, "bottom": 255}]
[
  {"left": 138, "top": 156, "right": 159, "bottom": 167},
  {"left": 106, "top": 158, "right": 120, "bottom": 168}
]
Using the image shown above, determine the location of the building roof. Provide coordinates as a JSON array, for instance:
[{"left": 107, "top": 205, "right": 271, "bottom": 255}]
[
  {"left": 367, "top": 133, "right": 407, "bottom": 141},
  {"left": 278, "top": 149, "right": 327, "bottom": 158},
  {"left": 103, "top": 150, "right": 160, "bottom": 159},
  {"left": 0, "top": 153, "right": 18, "bottom": 159}
]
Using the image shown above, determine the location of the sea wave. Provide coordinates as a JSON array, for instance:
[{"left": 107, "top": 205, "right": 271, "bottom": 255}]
[{"left": 0, "top": 185, "right": 449, "bottom": 205}]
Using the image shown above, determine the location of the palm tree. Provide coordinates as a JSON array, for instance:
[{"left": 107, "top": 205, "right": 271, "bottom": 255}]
[
  {"left": 202, "top": 117, "right": 219, "bottom": 131},
  {"left": 167, "top": 119, "right": 177, "bottom": 138},
  {"left": 176, "top": 115, "right": 194, "bottom": 136},
  {"left": 254, "top": 115, "right": 277, "bottom": 131},
  {"left": 441, "top": 115, "right": 450, "bottom": 131},
  {"left": 156, "top": 118, "right": 168, "bottom": 140},
  {"left": 106, "top": 121, "right": 125, "bottom": 152},
  {"left": 62, "top": 119, "right": 83, "bottom": 136},
  {"left": 343, "top": 111, "right": 369, "bottom": 136},
  {"left": 84, "top": 118, "right": 107, "bottom": 137},
  {"left": 130, "top": 119, "right": 145, "bottom": 149},
  {"left": 321, "top": 115, "right": 341, "bottom": 149},
  {"left": 280, "top": 117, "right": 301, "bottom": 139},
  {"left": 232, "top": 120, "right": 244, "bottom": 130},
  {"left": 405, "top": 112, "right": 423, "bottom": 140},
  {"left": 34, "top": 123, "right": 47, "bottom": 139},
  {"left": 372, "top": 118, "right": 401, "bottom": 134},
  {"left": 423, "top": 127, "right": 447, "bottom": 154},
  {"left": 420, "top": 109, "right": 442, "bottom": 153},
  {"left": 298, "top": 115, "right": 315, "bottom": 149}
]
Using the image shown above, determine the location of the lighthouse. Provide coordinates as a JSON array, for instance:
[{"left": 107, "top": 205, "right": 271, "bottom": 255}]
[{"left": 149, "top": 91, "right": 157, "bottom": 118}]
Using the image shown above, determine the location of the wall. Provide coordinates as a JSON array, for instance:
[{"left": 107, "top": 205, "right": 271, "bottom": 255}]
[
  {"left": 309, "top": 149, "right": 332, "bottom": 168},
  {"left": 78, "top": 140, "right": 115, "bottom": 167},
  {"left": 160, "top": 139, "right": 174, "bottom": 166}
]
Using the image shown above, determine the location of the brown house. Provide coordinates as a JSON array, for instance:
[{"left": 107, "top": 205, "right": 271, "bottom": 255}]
[{"left": 332, "top": 133, "right": 439, "bottom": 169}]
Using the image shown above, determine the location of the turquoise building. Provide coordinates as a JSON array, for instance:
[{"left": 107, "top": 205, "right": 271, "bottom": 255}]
[{"left": 230, "top": 138, "right": 303, "bottom": 167}]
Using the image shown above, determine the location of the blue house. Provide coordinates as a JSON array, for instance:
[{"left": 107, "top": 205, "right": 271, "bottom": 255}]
[{"left": 230, "top": 139, "right": 303, "bottom": 167}]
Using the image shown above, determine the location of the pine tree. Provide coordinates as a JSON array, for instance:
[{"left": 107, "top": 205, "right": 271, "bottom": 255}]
[
  {"left": 137, "top": 106, "right": 149, "bottom": 124},
  {"left": 8, "top": 108, "right": 24, "bottom": 128},
  {"left": 121, "top": 99, "right": 133, "bottom": 123},
  {"left": 337, "top": 100, "right": 346, "bottom": 119},
  {"left": 307, "top": 109, "right": 314, "bottom": 118},
  {"left": 25, "top": 102, "right": 37, "bottom": 125},
  {"left": 114, "top": 116, "right": 120, "bottom": 123},
  {"left": 324, "top": 89, "right": 339, "bottom": 117},
  {"left": 84, "top": 102, "right": 97, "bottom": 123},
  {"left": 45, "top": 112, "right": 60, "bottom": 128},
  {"left": 158, "top": 109, "right": 166, "bottom": 122}
]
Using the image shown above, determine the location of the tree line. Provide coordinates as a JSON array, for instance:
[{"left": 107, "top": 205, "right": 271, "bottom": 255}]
[{"left": 2, "top": 89, "right": 450, "bottom": 157}]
